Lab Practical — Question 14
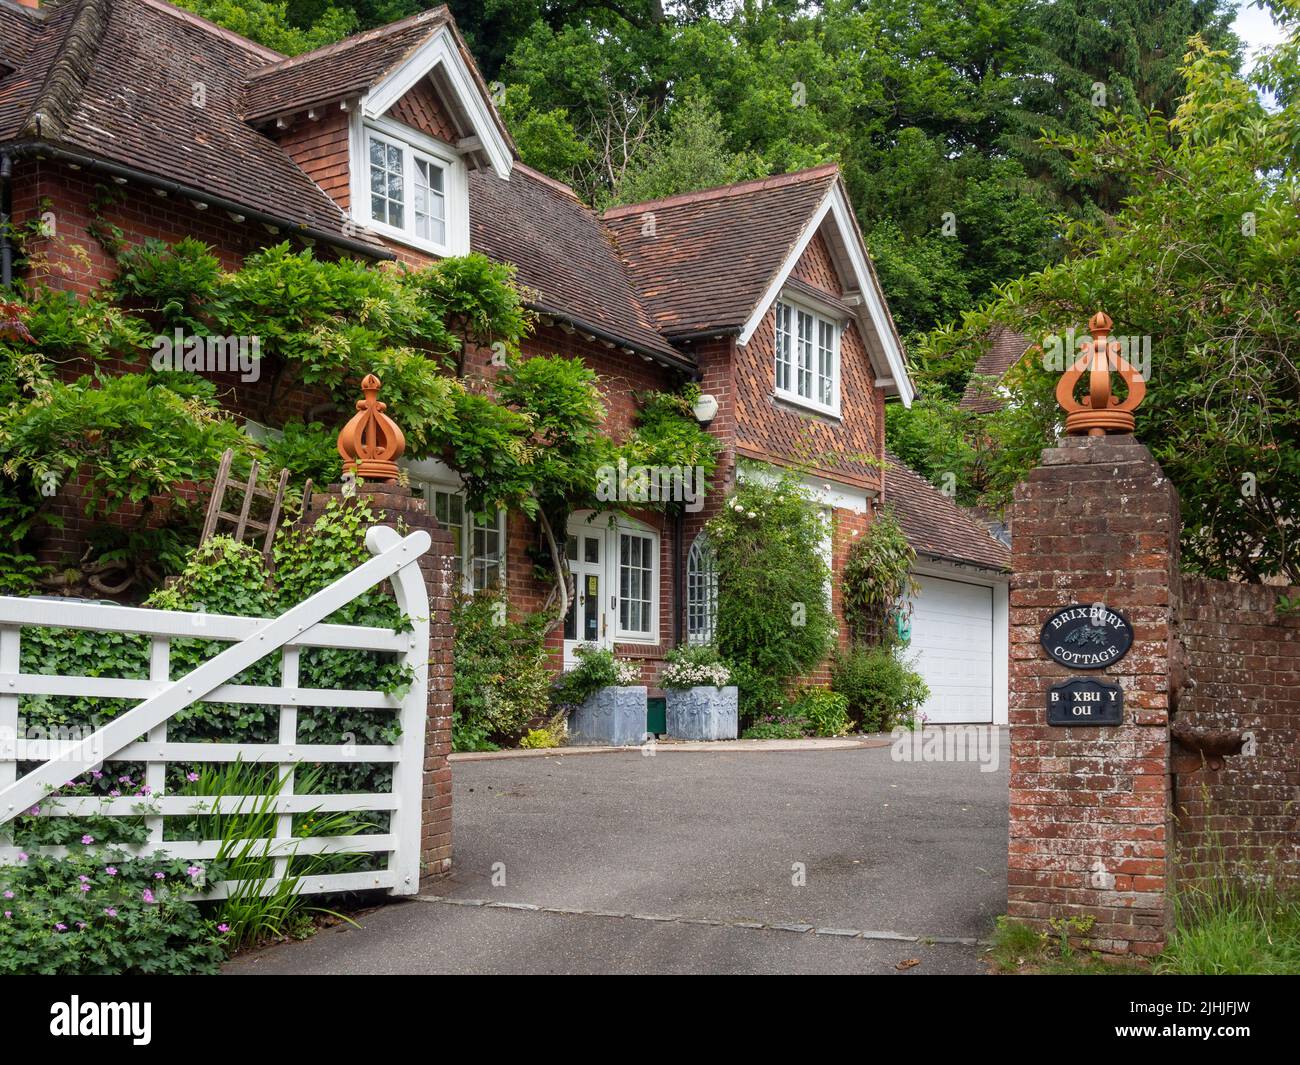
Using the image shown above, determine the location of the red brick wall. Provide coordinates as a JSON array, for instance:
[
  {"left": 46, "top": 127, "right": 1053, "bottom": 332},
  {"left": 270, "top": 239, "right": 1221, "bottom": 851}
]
[
  {"left": 1007, "top": 435, "right": 1178, "bottom": 956},
  {"left": 1175, "top": 577, "right": 1300, "bottom": 883}
]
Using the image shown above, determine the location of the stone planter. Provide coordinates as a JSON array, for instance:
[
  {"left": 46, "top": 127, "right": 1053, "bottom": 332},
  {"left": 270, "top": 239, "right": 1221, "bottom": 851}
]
[
  {"left": 568, "top": 685, "right": 648, "bottom": 746},
  {"left": 665, "top": 685, "right": 739, "bottom": 741}
]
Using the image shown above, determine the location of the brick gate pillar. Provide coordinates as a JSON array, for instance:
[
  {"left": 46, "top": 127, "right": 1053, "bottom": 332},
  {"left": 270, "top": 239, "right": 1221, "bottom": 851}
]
[
  {"left": 1007, "top": 433, "right": 1180, "bottom": 956},
  {"left": 305, "top": 373, "right": 457, "bottom": 879}
]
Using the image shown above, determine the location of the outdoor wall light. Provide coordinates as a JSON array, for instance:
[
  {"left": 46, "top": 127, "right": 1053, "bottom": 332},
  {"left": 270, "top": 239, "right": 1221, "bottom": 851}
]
[{"left": 693, "top": 392, "right": 719, "bottom": 427}]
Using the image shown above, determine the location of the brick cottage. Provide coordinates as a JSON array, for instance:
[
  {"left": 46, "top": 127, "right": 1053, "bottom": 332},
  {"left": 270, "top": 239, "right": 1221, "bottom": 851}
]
[{"left": 0, "top": 0, "right": 1010, "bottom": 703}]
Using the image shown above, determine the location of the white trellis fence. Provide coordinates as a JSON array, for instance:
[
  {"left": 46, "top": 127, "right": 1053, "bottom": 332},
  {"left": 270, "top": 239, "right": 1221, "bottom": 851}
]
[{"left": 0, "top": 525, "right": 431, "bottom": 898}]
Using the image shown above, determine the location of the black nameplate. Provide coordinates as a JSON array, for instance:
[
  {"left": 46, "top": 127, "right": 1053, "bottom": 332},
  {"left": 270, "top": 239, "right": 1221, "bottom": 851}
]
[
  {"left": 1040, "top": 604, "right": 1133, "bottom": 668},
  {"left": 1047, "top": 678, "right": 1123, "bottom": 726}
]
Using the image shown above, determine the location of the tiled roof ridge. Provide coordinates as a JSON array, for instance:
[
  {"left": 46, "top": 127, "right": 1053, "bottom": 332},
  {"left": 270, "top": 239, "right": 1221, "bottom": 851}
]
[
  {"left": 602, "top": 162, "right": 840, "bottom": 219},
  {"left": 21, "top": 0, "right": 110, "bottom": 140},
  {"left": 137, "top": 0, "right": 283, "bottom": 61},
  {"left": 511, "top": 162, "right": 582, "bottom": 202},
  {"left": 248, "top": 5, "right": 448, "bottom": 76}
]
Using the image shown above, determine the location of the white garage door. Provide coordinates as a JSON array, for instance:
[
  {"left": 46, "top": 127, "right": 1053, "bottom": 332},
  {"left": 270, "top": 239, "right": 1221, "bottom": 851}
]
[{"left": 905, "top": 575, "right": 994, "bottom": 724}]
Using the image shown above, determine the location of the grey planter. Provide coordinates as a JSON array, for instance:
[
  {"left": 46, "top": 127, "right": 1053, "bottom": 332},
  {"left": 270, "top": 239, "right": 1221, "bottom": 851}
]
[
  {"left": 568, "top": 685, "right": 648, "bottom": 746},
  {"left": 665, "top": 685, "right": 738, "bottom": 741}
]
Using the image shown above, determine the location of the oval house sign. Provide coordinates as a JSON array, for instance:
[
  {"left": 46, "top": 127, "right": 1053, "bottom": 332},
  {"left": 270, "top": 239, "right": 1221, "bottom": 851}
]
[{"left": 1040, "top": 604, "right": 1134, "bottom": 669}]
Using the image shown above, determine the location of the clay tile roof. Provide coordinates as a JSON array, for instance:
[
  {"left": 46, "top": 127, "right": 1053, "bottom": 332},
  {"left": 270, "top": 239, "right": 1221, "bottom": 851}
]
[
  {"left": 958, "top": 325, "right": 1031, "bottom": 413},
  {"left": 0, "top": 0, "right": 387, "bottom": 253},
  {"left": 0, "top": 2, "right": 55, "bottom": 138},
  {"left": 471, "top": 164, "right": 687, "bottom": 366},
  {"left": 242, "top": 7, "right": 450, "bottom": 121},
  {"left": 602, "top": 164, "right": 840, "bottom": 338},
  {"left": 884, "top": 450, "right": 1009, "bottom": 572}
]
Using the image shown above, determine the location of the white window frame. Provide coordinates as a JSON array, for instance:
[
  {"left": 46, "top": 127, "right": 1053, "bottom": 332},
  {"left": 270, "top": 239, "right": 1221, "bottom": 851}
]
[
  {"left": 614, "top": 519, "right": 660, "bottom": 643},
  {"left": 774, "top": 295, "right": 842, "bottom": 417},
  {"left": 686, "top": 532, "right": 718, "bottom": 646},
  {"left": 419, "top": 482, "right": 506, "bottom": 593},
  {"left": 351, "top": 113, "right": 468, "bottom": 257}
]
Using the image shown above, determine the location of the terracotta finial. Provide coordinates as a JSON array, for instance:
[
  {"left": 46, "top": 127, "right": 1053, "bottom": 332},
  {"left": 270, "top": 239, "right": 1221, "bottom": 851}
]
[
  {"left": 337, "top": 373, "right": 405, "bottom": 483},
  {"left": 1055, "top": 311, "right": 1147, "bottom": 437}
]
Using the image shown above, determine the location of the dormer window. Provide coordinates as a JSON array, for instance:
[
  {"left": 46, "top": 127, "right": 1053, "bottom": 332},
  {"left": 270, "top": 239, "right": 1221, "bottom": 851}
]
[
  {"left": 354, "top": 117, "right": 467, "bottom": 256},
  {"left": 775, "top": 297, "right": 841, "bottom": 416}
]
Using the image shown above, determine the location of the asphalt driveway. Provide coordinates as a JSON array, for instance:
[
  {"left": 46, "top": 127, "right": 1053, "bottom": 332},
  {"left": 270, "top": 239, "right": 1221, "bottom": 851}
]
[{"left": 227, "top": 732, "right": 1008, "bottom": 975}]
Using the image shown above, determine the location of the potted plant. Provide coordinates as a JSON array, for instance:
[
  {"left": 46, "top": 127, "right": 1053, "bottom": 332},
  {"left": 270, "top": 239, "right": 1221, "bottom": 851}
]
[
  {"left": 660, "top": 645, "right": 738, "bottom": 740},
  {"left": 553, "top": 645, "right": 647, "bottom": 746}
]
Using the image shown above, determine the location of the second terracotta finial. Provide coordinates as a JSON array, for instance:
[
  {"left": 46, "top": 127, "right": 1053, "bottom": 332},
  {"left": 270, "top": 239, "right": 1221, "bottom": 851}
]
[
  {"left": 1054, "top": 311, "right": 1147, "bottom": 437},
  {"left": 337, "top": 373, "right": 406, "bottom": 483}
]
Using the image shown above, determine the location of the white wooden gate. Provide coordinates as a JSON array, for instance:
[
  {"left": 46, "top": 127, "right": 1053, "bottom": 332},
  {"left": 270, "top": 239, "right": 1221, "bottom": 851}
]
[{"left": 0, "top": 525, "right": 431, "bottom": 897}]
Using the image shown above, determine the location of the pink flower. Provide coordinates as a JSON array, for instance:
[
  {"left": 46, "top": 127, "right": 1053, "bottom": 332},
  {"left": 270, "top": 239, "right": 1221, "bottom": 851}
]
[
  {"left": 109, "top": 790, "right": 120, "bottom": 798},
  {"left": 186, "top": 865, "right": 202, "bottom": 878},
  {"left": 118, "top": 776, "right": 132, "bottom": 784},
  {"left": 186, "top": 772, "right": 200, "bottom": 783},
  {"left": 54, "top": 923, "right": 67, "bottom": 932},
  {"left": 103, "top": 907, "right": 118, "bottom": 917},
  {"left": 80, "top": 835, "right": 93, "bottom": 845},
  {"left": 17, "top": 852, "right": 27, "bottom": 862},
  {"left": 27, "top": 805, "right": 39, "bottom": 815},
  {"left": 79, "top": 883, "right": 91, "bottom": 893},
  {"left": 141, "top": 889, "right": 155, "bottom": 904},
  {"left": 3, "top": 911, "right": 10, "bottom": 919},
  {"left": 2, "top": 891, "right": 12, "bottom": 899},
  {"left": 140, "top": 785, "right": 152, "bottom": 796},
  {"left": 217, "top": 923, "right": 230, "bottom": 933},
  {"left": 91, "top": 770, "right": 103, "bottom": 780},
  {"left": 76, "top": 921, "right": 86, "bottom": 930},
  {"left": 78, "top": 875, "right": 89, "bottom": 883},
  {"left": 105, "top": 867, "right": 117, "bottom": 877},
  {"left": 153, "top": 872, "right": 165, "bottom": 879}
]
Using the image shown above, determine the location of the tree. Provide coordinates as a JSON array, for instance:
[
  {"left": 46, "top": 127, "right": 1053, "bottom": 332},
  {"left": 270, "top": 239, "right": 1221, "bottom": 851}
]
[
  {"left": 910, "top": 24, "right": 1300, "bottom": 583},
  {"left": 611, "top": 96, "right": 768, "bottom": 205}
]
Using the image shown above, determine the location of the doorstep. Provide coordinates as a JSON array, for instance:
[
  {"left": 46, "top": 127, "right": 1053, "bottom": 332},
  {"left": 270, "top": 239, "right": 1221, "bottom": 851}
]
[{"left": 449, "top": 736, "right": 891, "bottom": 762}]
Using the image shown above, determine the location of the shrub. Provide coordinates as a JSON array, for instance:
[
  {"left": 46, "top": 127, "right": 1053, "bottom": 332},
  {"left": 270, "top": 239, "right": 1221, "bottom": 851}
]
[
  {"left": 519, "top": 727, "right": 561, "bottom": 749},
  {"left": 707, "top": 472, "right": 835, "bottom": 718},
  {"left": 0, "top": 848, "right": 226, "bottom": 975},
  {"left": 740, "top": 713, "right": 809, "bottom": 740},
  {"left": 659, "top": 643, "right": 732, "bottom": 688},
  {"left": 840, "top": 506, "right": 917, "bottom": 646},
  {"left": 831, "top": 645, "right": 929, "bottom": 732},
  {"left": 452, "top": 591, "right": 552, "bottom": 751},
  {"left": 787, "top": 687, "right": 851, "bottom": 737},
  {"left": 551, "top": 645, "right": 641, "bottom": 708}
]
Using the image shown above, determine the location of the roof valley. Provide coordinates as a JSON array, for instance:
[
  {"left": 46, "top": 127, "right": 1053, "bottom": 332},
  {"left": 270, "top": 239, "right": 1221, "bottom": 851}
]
[{"left": 20, "top": 0, "right": 109, "bottom": 140}]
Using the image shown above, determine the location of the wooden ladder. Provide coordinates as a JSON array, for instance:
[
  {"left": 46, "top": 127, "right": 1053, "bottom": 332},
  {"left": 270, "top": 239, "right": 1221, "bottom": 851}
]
[{"left": 200, "top": 450, "right": 291, "bottom": 568}]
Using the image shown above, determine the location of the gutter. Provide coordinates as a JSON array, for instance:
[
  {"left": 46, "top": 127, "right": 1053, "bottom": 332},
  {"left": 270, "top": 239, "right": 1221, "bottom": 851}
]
[
  {"left": 530, "top": 301, "right": 696, "bottom": 374},
  {"left": 3, "top": 140, "right": 397, "bottom": 262},
  {"left": 1, "top": 151, "right": 12, "bottom": 289}
]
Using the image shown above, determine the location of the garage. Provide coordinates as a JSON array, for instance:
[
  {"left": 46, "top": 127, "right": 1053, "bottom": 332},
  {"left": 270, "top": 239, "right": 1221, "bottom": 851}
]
[
  {"left": 906, "top": 575, "right": 995, "bottom": 724},
  {"left": 884, "top": 452, "right": 1011, "bottom": 725}
]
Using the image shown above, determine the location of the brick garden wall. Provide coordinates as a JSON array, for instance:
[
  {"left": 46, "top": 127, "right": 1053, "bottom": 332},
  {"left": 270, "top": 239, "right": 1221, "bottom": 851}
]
[{"left": 1174, "top": 577, "right": 1300, "bottom": 883}]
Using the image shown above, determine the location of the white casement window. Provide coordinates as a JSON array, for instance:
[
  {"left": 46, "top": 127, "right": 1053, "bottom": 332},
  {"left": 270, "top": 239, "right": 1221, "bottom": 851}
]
[
  {"left": 425, "top": 485, "right": 505, "bottom": 593},
  {"left": 616, "top": 526, "right": 658, "bottom": 641},
  {"left": 686, "top": 533, "right": 718, "bottom": 645},
  {"left": 774, "top": 298, "right": 840, "bottom": 415},
  {"left": 356, "top": 118, "right": 465, "bottom": 256}
]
